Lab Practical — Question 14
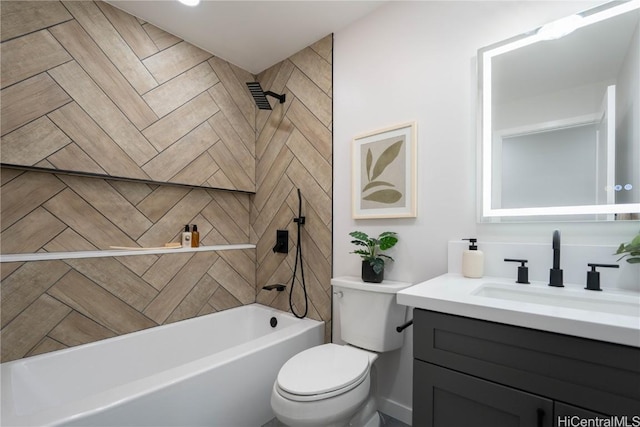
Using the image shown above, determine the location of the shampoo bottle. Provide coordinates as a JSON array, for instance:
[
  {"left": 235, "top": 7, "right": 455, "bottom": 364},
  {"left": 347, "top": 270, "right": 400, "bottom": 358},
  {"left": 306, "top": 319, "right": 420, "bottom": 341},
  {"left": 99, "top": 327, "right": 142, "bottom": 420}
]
[
  {"left": 191, "top": 224, "right": 199, "bottom": 248},
  {"left": 181, "top": 224, "right": 191, "bottom": 248},
  {"left": 462, "top": 238, "right": 484, "bottom": 278}
]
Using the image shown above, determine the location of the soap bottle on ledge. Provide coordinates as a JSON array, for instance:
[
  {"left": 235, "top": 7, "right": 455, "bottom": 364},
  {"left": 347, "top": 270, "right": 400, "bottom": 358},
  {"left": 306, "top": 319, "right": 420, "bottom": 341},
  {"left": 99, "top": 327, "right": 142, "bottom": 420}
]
[
  {"left": 191, "top": 224, "right": 199, "bottom": 248},
  {"left": 181, "top": 224, "right": 191, "bottom": 248},
  {"left": 462, "top": 238, "right": 484, "bottom": 278}
]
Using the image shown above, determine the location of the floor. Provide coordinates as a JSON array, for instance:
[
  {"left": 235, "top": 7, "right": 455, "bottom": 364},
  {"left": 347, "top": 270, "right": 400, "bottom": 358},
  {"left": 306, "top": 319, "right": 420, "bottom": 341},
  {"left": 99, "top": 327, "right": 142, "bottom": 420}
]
[{"left": 262, "top": 412, "right": 410, "bottom": 426}]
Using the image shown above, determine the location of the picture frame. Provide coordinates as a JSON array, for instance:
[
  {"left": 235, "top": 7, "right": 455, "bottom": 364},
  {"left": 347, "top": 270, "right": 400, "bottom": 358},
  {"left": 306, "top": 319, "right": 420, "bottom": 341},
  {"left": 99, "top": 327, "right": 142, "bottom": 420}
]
[{"left": 352, "top": 122, "right": 417, "bottom": 219}]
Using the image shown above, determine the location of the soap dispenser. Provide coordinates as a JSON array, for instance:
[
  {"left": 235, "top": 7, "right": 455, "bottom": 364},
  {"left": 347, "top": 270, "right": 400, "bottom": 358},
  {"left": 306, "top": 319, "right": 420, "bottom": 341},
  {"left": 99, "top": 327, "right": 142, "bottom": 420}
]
[
  {"left": 462, "top": 238, "right": 484, "bottom": 278},
  {"left": 181, "top": 224, "right": 191, "bottom": 248}
]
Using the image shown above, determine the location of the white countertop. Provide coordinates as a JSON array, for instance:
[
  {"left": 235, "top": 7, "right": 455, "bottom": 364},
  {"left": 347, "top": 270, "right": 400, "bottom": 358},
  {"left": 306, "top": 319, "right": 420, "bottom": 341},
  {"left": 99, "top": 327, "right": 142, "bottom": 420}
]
[{"left": 397, "top": 273, "right": 640, "bottom": 348}]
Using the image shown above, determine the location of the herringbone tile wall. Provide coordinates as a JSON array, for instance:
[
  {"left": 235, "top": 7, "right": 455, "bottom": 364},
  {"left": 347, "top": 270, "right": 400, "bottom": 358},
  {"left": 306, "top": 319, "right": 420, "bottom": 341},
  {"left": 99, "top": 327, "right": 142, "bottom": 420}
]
[
  {"left": 252, "top": 37, "right": 333, "bottom": 341},
  {"left": 0, "top": 1, "right": 333, "bottom": 362},
  {"left": 1, "top": 0, "right": 255, "bottom": 191}
]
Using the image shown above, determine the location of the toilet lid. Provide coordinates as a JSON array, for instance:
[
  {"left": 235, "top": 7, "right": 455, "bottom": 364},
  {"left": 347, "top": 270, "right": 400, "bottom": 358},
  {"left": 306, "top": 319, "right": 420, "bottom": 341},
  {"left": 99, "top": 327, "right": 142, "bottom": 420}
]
[{"left": 277, "top": 344, "right": 370, "bottom": 396}]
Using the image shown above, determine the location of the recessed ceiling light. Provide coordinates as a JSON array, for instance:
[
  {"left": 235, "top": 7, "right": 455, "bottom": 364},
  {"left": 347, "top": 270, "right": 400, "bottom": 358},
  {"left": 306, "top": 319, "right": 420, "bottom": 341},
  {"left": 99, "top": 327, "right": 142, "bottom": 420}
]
[{"left": 178, "top": 0, "right": 200, "bottom": 6}]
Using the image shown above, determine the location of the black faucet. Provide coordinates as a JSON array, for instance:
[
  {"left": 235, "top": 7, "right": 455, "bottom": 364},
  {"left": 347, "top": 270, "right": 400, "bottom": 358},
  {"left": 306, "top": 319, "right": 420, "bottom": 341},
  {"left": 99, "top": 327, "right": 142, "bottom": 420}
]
[{"left": 549, "top": 230, "right": 564, "bottom": 287}]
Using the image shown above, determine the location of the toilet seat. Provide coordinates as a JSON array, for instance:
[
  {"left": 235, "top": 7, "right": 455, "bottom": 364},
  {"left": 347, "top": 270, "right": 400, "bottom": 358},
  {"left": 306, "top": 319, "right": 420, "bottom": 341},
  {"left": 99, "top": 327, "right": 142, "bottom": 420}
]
[{"left": 276, "top": 344, "right": 371, "bottom": 402}]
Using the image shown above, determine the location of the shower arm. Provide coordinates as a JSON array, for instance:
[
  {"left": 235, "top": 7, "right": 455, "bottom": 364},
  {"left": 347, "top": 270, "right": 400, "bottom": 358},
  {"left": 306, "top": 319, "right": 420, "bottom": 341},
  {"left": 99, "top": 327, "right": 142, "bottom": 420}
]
[{"left": 264, "top": 91, "right": 286, "bottom": 104}]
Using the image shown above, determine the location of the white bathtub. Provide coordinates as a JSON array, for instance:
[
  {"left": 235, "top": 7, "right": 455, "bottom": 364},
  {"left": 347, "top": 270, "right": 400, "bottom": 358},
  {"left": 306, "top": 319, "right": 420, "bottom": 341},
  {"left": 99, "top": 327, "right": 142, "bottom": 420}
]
[{"left": 1, "top": 304, "right": 324, "bottom": 426}]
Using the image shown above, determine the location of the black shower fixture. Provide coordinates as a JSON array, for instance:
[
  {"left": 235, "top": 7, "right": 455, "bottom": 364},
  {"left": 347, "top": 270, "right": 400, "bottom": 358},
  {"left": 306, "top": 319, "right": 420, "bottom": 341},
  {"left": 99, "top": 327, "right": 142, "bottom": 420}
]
[{"left": 246, "top": 82, "right": 286, "bottom": 110}]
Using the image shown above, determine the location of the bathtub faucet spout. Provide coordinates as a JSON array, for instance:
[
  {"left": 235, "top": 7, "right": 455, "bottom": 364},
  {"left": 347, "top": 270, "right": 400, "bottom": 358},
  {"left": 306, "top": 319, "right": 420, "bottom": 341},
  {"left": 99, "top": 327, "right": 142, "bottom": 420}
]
[{"left": 263, "top": 284, "right": 286, "bottom": 292}]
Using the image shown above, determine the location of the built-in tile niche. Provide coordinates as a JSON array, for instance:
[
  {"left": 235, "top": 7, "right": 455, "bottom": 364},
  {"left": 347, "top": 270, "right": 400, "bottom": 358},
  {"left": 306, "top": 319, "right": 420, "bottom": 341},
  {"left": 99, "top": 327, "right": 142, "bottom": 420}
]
[{"left": 0, "top": 0, "right": 256, "bottom": 192}]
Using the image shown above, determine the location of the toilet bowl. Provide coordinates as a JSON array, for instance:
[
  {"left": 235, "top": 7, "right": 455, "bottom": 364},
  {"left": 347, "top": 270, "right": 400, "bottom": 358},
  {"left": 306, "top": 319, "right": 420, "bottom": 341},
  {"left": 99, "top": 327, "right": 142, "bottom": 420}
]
[
  {"left": 270, "top": 344, "right": 379, "bottom": 427},
  {"left": 271, "top": 276, "right": 412, "bottom": 427}
]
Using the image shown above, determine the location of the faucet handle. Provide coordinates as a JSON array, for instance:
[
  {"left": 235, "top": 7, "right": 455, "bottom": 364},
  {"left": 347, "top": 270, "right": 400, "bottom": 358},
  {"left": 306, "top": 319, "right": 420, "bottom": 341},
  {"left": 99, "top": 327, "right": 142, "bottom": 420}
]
[
  {"left": 585, "top": 263, "right": 619, "bottom": 291},
  {"left": 504, "top": 258, "right": 530, "bottom": 284}
]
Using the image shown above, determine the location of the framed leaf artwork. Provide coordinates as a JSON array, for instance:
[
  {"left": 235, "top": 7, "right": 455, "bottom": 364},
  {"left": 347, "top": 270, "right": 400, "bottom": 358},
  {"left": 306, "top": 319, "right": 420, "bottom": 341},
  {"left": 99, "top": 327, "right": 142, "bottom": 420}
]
[{"left": 352, "top": 122, "right": 417, "bottom": 219}]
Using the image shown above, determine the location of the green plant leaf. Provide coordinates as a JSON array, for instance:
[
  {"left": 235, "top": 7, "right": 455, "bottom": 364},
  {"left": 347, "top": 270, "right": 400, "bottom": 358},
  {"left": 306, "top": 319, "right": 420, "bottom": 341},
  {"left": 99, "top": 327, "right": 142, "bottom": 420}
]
[
  {"left": 349, "top": 231, "right": 370, "bottom": 242},
  {"left": 363, "top": 189, "right": 402, "bottom": 204},
  {"left": 379, "top": 235, "right": 398, "bottom": 250},
  {"left": 366, "top": 149, "right": 373, "bottom": 182},
  {"left": 371, "top": 140, "right": 403, "bottom": 181},
  {"left": 362, "top": 181, "right": 395, "bottom": 192}
]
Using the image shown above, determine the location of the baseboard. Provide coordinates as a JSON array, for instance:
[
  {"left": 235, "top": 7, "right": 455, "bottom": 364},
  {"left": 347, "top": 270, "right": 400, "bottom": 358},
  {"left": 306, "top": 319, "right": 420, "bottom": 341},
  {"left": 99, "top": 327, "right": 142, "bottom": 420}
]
[{"left": 378, "top": 397, "right": 412, "bottom": 425}]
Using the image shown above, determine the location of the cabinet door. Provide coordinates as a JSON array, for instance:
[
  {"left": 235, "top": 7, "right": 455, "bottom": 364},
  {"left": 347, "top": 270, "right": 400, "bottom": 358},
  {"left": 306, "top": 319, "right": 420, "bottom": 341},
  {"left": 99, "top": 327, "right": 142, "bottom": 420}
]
[{"left": 414, "top": 361, "right": 553, "bottom": 427}]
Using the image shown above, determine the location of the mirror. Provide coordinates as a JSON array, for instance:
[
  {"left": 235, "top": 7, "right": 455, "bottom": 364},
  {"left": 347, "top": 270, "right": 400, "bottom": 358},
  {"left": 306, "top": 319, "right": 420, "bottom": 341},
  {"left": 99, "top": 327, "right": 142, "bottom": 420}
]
[{"left": 479, "top": 0, "right": 640, "bottom": 221}]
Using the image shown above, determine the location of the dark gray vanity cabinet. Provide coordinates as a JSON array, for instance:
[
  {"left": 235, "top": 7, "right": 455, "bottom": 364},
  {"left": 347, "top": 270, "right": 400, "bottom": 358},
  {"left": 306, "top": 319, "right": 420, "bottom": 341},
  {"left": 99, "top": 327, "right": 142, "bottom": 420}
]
[{"left": 412, "top": 309, "right": 640, "bottom": 427}]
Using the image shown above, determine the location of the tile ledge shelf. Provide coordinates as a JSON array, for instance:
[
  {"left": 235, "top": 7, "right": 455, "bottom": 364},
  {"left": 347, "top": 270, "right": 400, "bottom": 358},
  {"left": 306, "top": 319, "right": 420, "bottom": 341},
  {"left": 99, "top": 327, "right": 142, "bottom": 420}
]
[{"left": 0, "top": 244, "right": 256, "bottom": 263}]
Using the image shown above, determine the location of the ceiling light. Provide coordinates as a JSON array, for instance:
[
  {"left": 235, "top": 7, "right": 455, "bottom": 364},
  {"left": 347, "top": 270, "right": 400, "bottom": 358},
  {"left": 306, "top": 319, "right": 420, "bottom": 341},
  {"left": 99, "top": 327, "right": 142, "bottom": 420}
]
[{"left": 178, "top": 0, "right": 200, "bottom": 6}]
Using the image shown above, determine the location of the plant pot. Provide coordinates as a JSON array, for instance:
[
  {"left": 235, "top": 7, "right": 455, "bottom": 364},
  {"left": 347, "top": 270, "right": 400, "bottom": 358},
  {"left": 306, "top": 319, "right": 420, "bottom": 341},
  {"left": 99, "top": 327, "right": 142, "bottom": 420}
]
[{"left": 362, "top": 260, "right": 384, "bottom": 283}]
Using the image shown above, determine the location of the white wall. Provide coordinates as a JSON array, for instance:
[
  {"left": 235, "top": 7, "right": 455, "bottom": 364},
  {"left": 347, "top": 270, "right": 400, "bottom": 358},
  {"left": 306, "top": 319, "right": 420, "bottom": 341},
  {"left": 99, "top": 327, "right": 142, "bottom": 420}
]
[{"left": 332, "top": 1, "right": 638, "bottom": 424}]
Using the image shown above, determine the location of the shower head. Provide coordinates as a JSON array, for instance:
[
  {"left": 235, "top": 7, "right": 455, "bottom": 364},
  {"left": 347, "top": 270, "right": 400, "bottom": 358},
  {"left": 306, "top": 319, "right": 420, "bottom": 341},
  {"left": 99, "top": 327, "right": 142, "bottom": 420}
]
[{"left": 246, "top": 82, "right": 286, "bottom": 110}]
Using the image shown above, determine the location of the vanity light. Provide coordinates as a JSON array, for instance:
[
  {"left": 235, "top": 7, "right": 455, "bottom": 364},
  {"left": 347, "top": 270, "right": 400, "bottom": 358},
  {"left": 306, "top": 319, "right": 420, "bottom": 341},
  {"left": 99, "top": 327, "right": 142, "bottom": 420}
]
[
  {"left": 178, "top": 0, "right": 200, "bottom": 6},
  {"left": 537, "top": 14, "right": 583, "bottom": 40}
]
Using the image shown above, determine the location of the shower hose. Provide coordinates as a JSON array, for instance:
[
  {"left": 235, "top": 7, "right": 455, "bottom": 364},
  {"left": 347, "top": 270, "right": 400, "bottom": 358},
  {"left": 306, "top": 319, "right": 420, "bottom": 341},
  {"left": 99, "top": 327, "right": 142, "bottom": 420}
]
[{"left": 289, "top": 188, "right": 309, "bottom": 319}]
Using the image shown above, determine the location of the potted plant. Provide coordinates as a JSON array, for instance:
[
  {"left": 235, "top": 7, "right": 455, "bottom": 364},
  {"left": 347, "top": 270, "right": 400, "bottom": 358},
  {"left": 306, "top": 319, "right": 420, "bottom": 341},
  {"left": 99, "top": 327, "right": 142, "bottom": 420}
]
[
  {"left": 349, "top": 231, "right": 398, "bottom": 283},
  {"left": 615, "top": 232, "right": 640, "bottom": 264}
]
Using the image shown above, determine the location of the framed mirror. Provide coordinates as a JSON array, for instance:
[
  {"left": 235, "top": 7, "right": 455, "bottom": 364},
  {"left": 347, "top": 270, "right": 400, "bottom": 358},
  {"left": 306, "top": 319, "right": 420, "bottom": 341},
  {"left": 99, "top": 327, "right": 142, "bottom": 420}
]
[{"left": 479, "top": 0, "right": 640, "bottom": 221}]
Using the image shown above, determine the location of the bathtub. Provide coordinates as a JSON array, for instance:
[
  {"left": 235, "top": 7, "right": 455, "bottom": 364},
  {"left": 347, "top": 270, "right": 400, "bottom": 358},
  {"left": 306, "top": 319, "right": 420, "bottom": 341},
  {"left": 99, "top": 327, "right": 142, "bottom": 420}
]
[{"left": 1, "top": 304, "right": 324, "bottom": 426}]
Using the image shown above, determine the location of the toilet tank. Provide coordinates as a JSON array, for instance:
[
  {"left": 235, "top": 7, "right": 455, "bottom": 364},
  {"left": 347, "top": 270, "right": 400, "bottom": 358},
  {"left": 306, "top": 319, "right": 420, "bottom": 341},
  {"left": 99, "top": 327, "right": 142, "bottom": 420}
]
[{"left": 332, "top": 276, "right": 412, "bottom": 352}]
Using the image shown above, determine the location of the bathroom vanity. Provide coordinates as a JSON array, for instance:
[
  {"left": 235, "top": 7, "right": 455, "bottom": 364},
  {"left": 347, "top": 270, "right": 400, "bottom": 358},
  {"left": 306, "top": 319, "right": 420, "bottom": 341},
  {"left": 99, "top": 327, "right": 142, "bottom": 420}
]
[{"left": 398, "top": 274, "right": 640, "bottom": 427}]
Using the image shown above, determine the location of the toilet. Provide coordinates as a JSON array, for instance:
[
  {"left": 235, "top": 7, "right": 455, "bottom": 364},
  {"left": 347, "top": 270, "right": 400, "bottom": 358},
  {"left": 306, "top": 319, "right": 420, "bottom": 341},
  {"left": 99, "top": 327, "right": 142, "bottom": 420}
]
[{"left": 271, "top": 276, "right": 411, "bottom": 427}]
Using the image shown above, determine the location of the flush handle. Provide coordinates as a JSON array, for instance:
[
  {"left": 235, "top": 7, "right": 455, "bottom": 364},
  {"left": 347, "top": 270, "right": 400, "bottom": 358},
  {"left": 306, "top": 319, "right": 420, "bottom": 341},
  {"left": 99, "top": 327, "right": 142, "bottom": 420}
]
[{"left": 333, "top": 291, "right": 343, "bottom": 298}]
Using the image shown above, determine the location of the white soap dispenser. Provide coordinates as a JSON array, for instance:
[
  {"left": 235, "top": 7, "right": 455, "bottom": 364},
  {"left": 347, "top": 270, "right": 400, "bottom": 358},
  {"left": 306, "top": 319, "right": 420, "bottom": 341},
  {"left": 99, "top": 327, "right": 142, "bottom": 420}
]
[{"left": 462, "top": 238, "right": 484, "bottom": 278}]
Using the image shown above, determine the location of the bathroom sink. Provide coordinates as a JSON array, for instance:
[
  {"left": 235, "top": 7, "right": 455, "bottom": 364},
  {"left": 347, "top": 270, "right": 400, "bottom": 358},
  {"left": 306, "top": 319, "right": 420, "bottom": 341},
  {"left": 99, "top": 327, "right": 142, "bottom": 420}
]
[{"left": 472, "top": 283, "right": 640, "bottom": 317}]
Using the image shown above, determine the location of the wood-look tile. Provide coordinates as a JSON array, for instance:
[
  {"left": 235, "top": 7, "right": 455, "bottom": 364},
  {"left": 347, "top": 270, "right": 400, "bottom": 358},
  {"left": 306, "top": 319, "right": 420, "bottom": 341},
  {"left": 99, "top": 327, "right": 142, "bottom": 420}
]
[
  {"left": 285, "top": 68, "right": 332, "bottom": 127},
  {"left": 63, "top": 257, "right": 158, "bottom": 312},
  {"left": 142, "top": 252, "right": 194, "bottom": 291},
  {"left": 61, "top": 1, "right": 158, "bottom": 95},
  {"left": 256, "top": 117, "right": 294, "bottom": 186},
  {"left": 165, "top": 273, "right": 219, "bottom": 324},
  {"left": 0, "top": 1, "right": 72, "bottom": 42},
  {"left": 256, "top": 202, "right": 294, "bottom": 264},
  {"left": 218, "top": 249, "right": 255, "bottom": 287},
  {"left": 310, "top": 35, "right": 332, "bottom": 64},
  {"left": 136, "top": 190, "right": 212, "bottom": 248},
  {"left": 0, "top": 116, "right": 71, "bottom": 166},
  {"left": 143, "top": 41, "right": 212, "bottom": 84},
  {"left": 48, "top": 269, "right": 156, "bottom": 335},
  {"left": 0, "top": 208, "right": 66, "bottom": 255},
  {"left": 136, "top": 186, "right": 190, "bottom": 223},
  {"left": 171, "top": 152, "right": 219, "bottom": 187},
  {"left": 208, "top": 57, "right": 255, "bottom": 128},
  {"left": 208, "top": 285, "right": 242, "bottom": 312},
  {"left": 209, "top": 191, "right": 250, "bottom": 230},
  {"left": 58, "top": 175, "right": 152, "bottom": 240},
  {"left": 142, "top": 92, "right": 219, "bottom": 151},
  {"left": 44, "top": 227, "right": 98, "bottom": 253},
  {"left": 115, "top": 254, "right": 158, "bottom": 277},
  {"left": 286, "top": 97, "right": 332, "bottom": 161},
  {"left": 0, "top": 294, "right": 71, "bottom": 363},
  {"left": 207, "top": 137, "right": 254, "bottom": 192},
  {"left": 95, "top": 1, "right": 158, "bottom": 60},
  {"left": 27, "top": 337, "right": 67, "bottom": 358},
  {"left": 0, "top": 73, "right": 71, "bottom": 137},
  {"left": 286, "top": 129, "right": 331, "bottom": 192},
  {"left": 142, "top": 62, "right": 219, "bottom": 118},
  {"left": 285, "top": 158, "right": 331, "bottom": 225},
  {"left": 48, "top": 61, "right": 158, "bottom": 166},
  {"left": 0, "top": 170, "right": 65, "bottom": 232},
  {"left": 48, "top": 102, "right": 150, "bottom": 180},
  {"left": 143, "top": 252, "right": 216, "bottom": 324},
  {"left": 205, "top": 169, "right": 235, "bottom": 190},
  {"left": 197, "top": 303, "right": 217, "bottom": 317},
  {"left": 254, "top": 144, "right": 293, "bottom": 212},
  {"left": 0, "top": 168, "right": 22, "bottom": 185},
  {"left": 49, "top": 20, "right": 158, "bottom": 130},
  {"left": 289, "top": 46, "right": 331, "bottom": 94},
  {"left": 49, "top": 311, "right": 116, "bottom": 347},
  {"left": 256, "top": 61, "right": 295, "bottom": 134},
  {"left": 142, "top": 122, "right": 218, "bottom": 183},
  {"left": 109, "top": 180, "right": 153, "bottom": 206},
  {"left": 0, "top": 29, "right": 71, "bottom": 88},
  {"left": 43, "top": 188, "right": 139, "bottom": 249},
  {"left": 142, "top": 23, "right": 181, "bottom": 51},
  {"left": 48, "top": 143, "right": 106, "bottom": 175},
  {"left": 209, "top": 110, "right": 255, "bottom": 168},
  {"left": 256, "top": 88, "right": 293, "bottom": 160},
  {"left": 295, "top": 201, "right": 331, "bottom": 259},
  {"left": 208, "top": 257, "right": 255, "bottom": 305},
  {"left": 251, "top": 174, "right": 294, "bottom": 238},
  {"left": 1, "top": 260, "right": 70, "bottom": 327},
  {"left": 201, "top": 199, "right": 249, "bottom": 244},
  {"left": 208, "top": 83, "right": 255, "bottom": 151}
]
